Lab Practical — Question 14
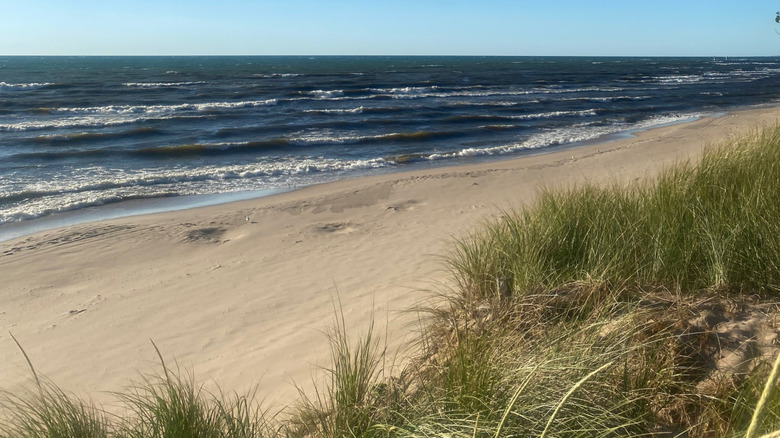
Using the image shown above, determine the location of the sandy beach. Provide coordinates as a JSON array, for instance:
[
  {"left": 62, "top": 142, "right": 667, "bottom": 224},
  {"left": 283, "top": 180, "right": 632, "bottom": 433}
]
[{"left": 3, "top": 105, "right": 780, "bottom": 409}]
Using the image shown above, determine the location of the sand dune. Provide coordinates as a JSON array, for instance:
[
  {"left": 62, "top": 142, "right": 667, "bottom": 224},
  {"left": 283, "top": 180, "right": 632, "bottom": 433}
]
[{"left": 2, "top": 105, "right": 779, "bottom": 409}]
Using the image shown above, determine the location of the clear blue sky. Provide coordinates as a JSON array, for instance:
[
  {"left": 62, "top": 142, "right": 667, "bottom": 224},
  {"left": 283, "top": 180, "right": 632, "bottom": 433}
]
[{"left": 1, "top": 1, "right": 778, "bottom": 56}]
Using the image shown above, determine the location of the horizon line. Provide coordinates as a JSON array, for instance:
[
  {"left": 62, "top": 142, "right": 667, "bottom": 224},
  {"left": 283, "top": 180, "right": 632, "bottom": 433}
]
[{"left": 2, "top": 53, "right": 778, "bottom": 58}]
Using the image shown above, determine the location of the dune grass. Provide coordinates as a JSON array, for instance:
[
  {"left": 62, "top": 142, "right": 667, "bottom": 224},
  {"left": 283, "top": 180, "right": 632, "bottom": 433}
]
[
  {"left": 0, "top": 375, "right": 112, "bottom": 438},
  {"left": 4, "top": 125, "right": 780, "bottom": 436},
  {"left": 448, "top": 125, "right": 780, "bottom": 300},
  {"left": 0, "top": 338, "right": 275, "bottom": 438},
  {"left": 285, "top": 308, "right": 407, "bottom": 437}
]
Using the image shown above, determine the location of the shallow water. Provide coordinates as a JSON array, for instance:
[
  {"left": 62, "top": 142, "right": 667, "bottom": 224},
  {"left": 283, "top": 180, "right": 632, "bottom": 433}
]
[{"left": 2, "top": 56, "right": 780, "bottom": 227}]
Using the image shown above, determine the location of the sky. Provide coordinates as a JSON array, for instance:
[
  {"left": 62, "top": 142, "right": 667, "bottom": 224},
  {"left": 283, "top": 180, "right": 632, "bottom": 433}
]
[{"left": 1, "top": 1, "right": 779, "bottom": 56}]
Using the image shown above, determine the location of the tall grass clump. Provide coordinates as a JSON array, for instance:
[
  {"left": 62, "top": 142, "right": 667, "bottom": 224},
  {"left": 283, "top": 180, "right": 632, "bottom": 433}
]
[
  {"left": 393, "top": 308, "right": 672, "bottom": 437},
  {"left": 286, "top": 309, "right": 408, "bottom": 437},
  {"left": 449, "top": 125, "right": 780, "bottom": 299},
  {"left": 1, "top": 338, "right": 275, "bottom": 438},
  {"left": 0, "top": 379, "right": 112, "bottom": 438},
  {"left": 0, "top": 334, "right": 112, "bottom": 438},
  {"left": 118, "top": 344, "right": 273, "bottom": 438}
]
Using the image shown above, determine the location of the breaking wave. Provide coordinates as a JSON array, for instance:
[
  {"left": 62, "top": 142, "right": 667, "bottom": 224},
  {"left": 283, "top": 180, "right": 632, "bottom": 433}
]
[{"left": 0, "top": 82, "right": 54, "bottom": 91}]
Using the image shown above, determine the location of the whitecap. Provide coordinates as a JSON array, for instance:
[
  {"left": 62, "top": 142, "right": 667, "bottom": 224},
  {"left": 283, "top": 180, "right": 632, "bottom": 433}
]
[
  {"left": 307, "top": 89, "right": 345, "bottom": 99},
  {"left": 46, "top": 99, "right": 278, "bottom": 116},
  {"left": 123, "top": 81, "right": 206, "bottom": 88},
  {"left": 0, "top": 114, "right": 182, "bottom": 132},
  {"left": 427, "top": 113, "right": 703, "bottom": 161},
  {"left": 302, "top": 106, "right": 364, "bottom": 115},
  {"left": 0, "top": 82, "right": 54, "bottom": 91},
  {"left": 254, "top": 73, "right": 302, "bottom": 78}
]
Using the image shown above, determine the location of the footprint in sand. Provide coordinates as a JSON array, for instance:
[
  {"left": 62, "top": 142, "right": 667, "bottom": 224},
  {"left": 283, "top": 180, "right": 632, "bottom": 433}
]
[
  {"left": 385, "top": 199, "right": 423, "bottom": 212},
  {"left": 184, "top": 227, "right": 227, "bottom": 243},
  {"left": 313, "top": 222, "right": 357, "bottom": 235}
]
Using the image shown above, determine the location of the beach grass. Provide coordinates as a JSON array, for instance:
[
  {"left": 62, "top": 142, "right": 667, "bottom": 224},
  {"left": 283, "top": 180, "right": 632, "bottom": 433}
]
[
  {"left": 116, "top": 343, "right": 273, "bottom": 438},
  {"left": 447, "top": 125, "right": 780, "bottom": 299},
  {"left": 4, "top": 126, "right": 780, "bottom": 436},
  {"left": 0, "top": 376, "right": 112, "bottom": 438},
  {"left": 285, "top": 306, "right": 407, "bottom": 437}
]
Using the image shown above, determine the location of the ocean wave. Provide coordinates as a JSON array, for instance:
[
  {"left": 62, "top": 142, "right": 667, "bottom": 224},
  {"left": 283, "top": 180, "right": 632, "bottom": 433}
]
[
  {"left": 305, "top": 89, "right": 345, "bottom": 99},
  {"left": 478, "top": 124, "right": 521, "bottom": 131},
  {"left": 288, "top": 128, "right": 466, "bottom": 146},
  {"left": 134, "top": 139, "right": 292, "bottom": 157},
  {"left": 123, "top": 81, "right": 206, "bottom": 88},
  {"left": 4, "top": 158, "right": 389, "bottom": 198},
  {"left": 26, "top": 127, "right": 164, "bottom": 145},
  {"left": 370, "top": 86, "right": 439, "bottom": 95},
  {"left": 192, "top": 99, "right": 278, "bottom": 111},
  {"left": 446, "top": 109, "right": 598, "bottom": 123},
  {"left": 555, "top": 95, "right": 652, "bottom": 103},
  {"left": 653, "top": 75, "right": 704, "bottom": 85},
  {"left": 645, "top": 72, "right": 762, "bottom": 86},
  {"left": 254, "top": 73, "right": 302, "bottom": 79},
  {"left": 0, "top": 156, "right": 390, "bottom": 223},
  {"left": 368, "top": 85, "right": 627, "bottom": 100},
  {"left": 0, "top": 114, "right": 189, "bottom": 132},
  {"left": 44, "top": 99, "right": 278, "bottom": 115},
  {"left": 283, "top": 85, "right": 626, "bottom": 104},
  {"left": 426, "top": 113, "right": 703, "bottom": 161},
  {"left": 303, "top": 106, "right": 364, "bottom": 115},
  {"left": 0, "top": 82, "right": 54, "bottom": 91},
  {"left": 15, "top": 130, "right": 464, "bottom": 160},
  {"left": 451, "top": 101, "right": 520, "bottom": 107},
  {"left": 11, "top": 138, "right": 291, "bottom": 161}
]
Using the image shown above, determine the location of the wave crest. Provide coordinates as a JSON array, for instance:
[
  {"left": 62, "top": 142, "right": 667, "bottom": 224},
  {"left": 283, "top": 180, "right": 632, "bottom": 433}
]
[{"left": 0, "top": 82, "right": 54, "bottom": 91}]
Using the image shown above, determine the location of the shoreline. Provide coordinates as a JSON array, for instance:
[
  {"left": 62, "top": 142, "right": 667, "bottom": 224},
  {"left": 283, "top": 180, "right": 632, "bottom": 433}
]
[
  {"left": 3, "top": 104, "right": 780, "bottom": 408},
  {"left": 0, "top": 107, "right": 719, "bottom": 244}
]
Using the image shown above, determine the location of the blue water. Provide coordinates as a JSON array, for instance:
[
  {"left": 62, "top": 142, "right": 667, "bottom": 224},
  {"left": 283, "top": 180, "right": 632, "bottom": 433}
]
[{"left": 2, "top": 56, "right": 780, "bottom": 227}]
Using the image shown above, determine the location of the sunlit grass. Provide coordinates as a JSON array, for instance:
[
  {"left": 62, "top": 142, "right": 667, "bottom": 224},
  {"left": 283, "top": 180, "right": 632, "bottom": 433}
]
[{"left": 448, "top": 125, "right": 780, "bottom": 300}]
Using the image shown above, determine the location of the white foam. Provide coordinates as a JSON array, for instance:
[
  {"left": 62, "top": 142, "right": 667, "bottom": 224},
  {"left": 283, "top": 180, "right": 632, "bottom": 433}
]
[
  {"left": 307, "top": 89, "right": 344, "bottom": 99},
  {"left": 254, "top": 73, "right": 302, "bottom": 78},
  {"left": 654, "top": 74, "right": 704, "bottom": 84},
  {"left": 507, "top": 109, "right": 598, "bottom": 120},
  {"left": 0, "top": 156, "right": 390, "bottom": 223},
  {"left": 0, "top": 115, "right": 178, "bottom": 132},
  {"left": 191, "top": 99, "right": 278, "bottom": 110},
  {"left": 428, "top": 113, "right": 702, "bottom": 161},
  {"left": 123, "top": 81, "right": 206, "bottom": 88},
  {"left": 39, "top": 99, "right": 277, "bottom": 117},
  {"left": 0, "top": 82, "right": 53, "bottom": 91},
  {"left": 287, "top": 84, "right": 616, "bottom": 103},
  {"left": 368, "top": 85, "right": 627, "bottom": 100},
  {"left": 302, "top": 106, "right": 364, "bottom": 114},
  {"left": 451, "top": 101, "right": 519, "bottom": 107},
  {"left": 288, "top": 131, "right": 363, "bottom": 145},
  {"left": 558, "top": 96, "right": 652, "bottom": 103},
  {"left": 370, "top": 86, "right": 438, "bottom": 95}
]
